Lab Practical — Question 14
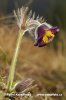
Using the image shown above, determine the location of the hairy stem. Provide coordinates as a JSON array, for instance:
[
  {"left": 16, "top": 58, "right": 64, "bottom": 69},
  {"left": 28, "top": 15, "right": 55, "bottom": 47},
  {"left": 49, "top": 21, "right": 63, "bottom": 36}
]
[{"left": 7, "top": 30, "right": 24, "bottom": 92}]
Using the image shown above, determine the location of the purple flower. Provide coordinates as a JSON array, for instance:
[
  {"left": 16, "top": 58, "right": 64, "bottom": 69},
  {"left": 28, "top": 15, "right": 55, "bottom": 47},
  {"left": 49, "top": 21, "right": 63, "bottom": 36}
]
[{"left": 34, "top": 22, "right": 60, "bottom": 47}]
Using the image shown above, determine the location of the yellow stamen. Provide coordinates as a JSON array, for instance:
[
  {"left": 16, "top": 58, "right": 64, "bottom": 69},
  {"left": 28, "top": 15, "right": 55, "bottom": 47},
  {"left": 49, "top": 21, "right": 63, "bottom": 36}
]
[
  {"left": 42, "top": 30, "right": 55, "bottom": 43},
  {"left": 43, "top": 35, "right": 49, "bottom": 43},
  {"left": 45, "top": 30, "right": 55, "bottom": 37}
]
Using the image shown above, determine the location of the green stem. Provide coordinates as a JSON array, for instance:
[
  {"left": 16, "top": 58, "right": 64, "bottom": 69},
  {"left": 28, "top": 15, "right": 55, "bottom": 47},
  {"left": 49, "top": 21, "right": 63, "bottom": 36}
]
[{"left": 7, "top": 30, "right": 24, "bottom": 92}]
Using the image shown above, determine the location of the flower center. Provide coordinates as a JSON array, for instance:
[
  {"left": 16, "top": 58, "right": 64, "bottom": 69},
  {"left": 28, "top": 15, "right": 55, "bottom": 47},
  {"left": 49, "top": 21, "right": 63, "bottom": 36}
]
[{"left": 42, "top": 30, "right": 55, "bottom": 43}]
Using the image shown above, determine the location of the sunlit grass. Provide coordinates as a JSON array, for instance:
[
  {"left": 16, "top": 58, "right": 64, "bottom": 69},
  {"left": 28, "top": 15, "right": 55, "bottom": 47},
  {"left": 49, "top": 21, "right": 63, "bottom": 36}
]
[{"left": 0, "top": 18, "right": 66, "bottom": 100}]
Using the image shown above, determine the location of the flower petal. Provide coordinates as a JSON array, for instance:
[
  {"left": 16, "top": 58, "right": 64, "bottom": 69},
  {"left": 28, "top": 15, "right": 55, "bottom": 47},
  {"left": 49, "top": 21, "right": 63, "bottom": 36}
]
[{"left": 34, "top": 23, "right": 60, "bottom": 47}]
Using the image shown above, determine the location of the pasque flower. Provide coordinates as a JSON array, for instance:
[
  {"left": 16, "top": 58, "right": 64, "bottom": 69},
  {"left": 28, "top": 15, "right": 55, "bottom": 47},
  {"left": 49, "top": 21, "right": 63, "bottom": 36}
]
[
  {"left": 14, "top": 7, "right": 59, "bottom": 47},
  {"left": 7, "top": 6, "right": 60, "bottom": 93},
  {"left": 34, "top": 22, "right": 60, "bottom": 47}
]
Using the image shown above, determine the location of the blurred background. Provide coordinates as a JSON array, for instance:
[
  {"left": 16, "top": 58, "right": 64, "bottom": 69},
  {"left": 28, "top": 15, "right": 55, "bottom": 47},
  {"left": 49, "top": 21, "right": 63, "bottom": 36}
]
[
  {"left": 0, "top": 0, "right": 66, "bottom": 100},
  {"left": 0, "top": 0, "right": 66, "bottom": 30}
]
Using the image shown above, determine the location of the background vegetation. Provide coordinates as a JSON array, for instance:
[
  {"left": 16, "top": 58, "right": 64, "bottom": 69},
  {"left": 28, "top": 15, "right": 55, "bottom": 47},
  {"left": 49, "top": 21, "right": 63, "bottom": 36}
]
[{"left": 0, "top": 0, "right": 66, "bottom": 100}]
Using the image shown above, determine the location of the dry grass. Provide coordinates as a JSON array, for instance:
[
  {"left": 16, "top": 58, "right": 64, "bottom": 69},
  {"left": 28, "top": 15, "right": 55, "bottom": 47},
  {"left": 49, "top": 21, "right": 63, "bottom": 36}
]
[{"left": 0, "top": 23, "right": 66, "bottom": 100}]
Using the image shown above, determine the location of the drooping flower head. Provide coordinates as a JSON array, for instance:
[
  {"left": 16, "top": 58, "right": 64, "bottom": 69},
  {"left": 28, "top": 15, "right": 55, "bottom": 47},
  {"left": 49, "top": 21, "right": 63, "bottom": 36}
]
[
  {"left": 34, "top": 22, "right": 60, "bottom": 47},
  {"left": 14, "top": 7, "right": 60, "bottom": 47}
]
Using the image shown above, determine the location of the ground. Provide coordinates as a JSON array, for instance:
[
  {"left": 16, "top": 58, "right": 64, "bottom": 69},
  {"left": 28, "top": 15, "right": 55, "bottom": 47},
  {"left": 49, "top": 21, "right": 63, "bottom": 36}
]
[{"left": 0, "top": 23, "right": 66, "bottom": 100}]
